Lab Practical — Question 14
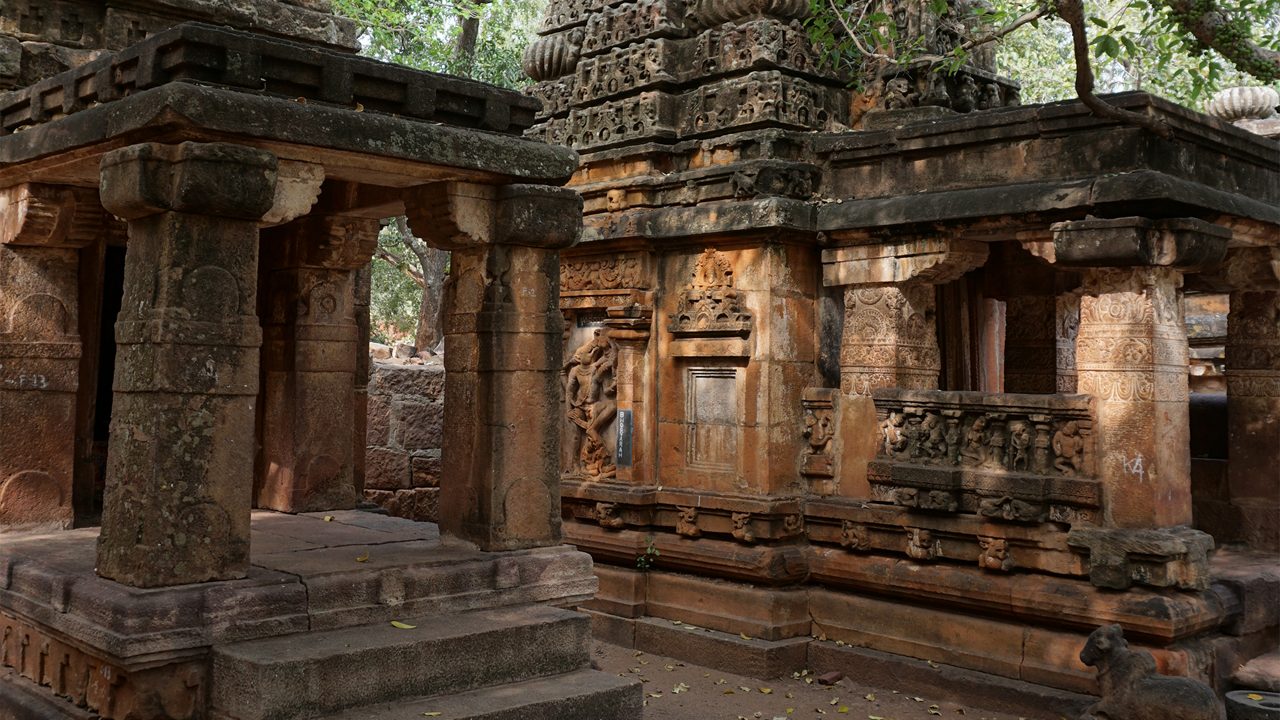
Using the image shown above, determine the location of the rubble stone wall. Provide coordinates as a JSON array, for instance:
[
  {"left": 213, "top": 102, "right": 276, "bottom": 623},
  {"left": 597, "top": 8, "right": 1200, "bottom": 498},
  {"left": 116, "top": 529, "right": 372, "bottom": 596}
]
[{"left": 364, "top": 360, "right": 444, "bottom": 522}]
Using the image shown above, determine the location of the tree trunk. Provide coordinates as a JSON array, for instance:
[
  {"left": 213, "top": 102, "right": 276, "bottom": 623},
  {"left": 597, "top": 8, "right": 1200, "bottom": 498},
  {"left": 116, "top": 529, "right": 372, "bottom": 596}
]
[
  {"left": 455, "top": 12, "right": 480, "bottom": 77},
  {"left": 393, "top": 216, "right": 449, "bottom": 353}
]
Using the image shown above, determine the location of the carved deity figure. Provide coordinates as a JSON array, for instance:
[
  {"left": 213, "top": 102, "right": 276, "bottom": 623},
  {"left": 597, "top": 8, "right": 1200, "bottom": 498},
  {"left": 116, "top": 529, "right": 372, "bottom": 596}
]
[
  {"left": 804, "top": 407, "right": 834, "bottom": 456},
  {"left": 959, "top": 416, "right": 988, "bottom": 467},
  {"left": 977, "top": 82, "right": 1002, "bottom": 110},
  {"left": 1052, "top": 421, "right": 1085, "bottom": 476},
  {"left": 1009, "top": 421, "right": 1032, "bottom": 472},
  {"left": 881, "top": 411, "right": 910, "bottom": 458},
  {"left": 883, "top": 76, "right": 915, "bottom": 110},
  {"left": 841, "top": 521, "right": 871, "bottom": 551},
  {"left": 565, "top": 331, "right": 618, "bottom": 480},
  {"left": 919, "top": 412, "right": 946, "bottom": 460},
  {"left": 983, "top": 420, "right": 1008, "bottom": 470}
]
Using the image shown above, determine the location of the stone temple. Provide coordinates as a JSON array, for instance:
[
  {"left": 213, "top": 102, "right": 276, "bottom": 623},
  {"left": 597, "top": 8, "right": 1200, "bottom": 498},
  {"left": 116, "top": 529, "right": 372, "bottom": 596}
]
[{"left": 0, "top": 0, "right": 1277, "bottom": 716}]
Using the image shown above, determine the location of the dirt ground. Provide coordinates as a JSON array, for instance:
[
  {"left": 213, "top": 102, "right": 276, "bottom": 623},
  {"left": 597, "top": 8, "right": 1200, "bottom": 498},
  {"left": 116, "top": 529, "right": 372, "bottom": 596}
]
[{"left": 593, "top": 642, "right": 1074, "bottom": 720}]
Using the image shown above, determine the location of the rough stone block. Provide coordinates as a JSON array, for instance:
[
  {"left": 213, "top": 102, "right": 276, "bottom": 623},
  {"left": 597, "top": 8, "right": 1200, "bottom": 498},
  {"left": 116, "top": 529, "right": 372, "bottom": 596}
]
[
  {"left": 363, "top": 447, "right": 410, "bottom": 490},
  {"left": 369, "top": 363, "right": 446, "bottom": 398},
  {"left": 409, "top": 453, "right": 441, "bottom": 488},
  {"left": 392, "top": 399, "right": 444, "bottom": 451}
]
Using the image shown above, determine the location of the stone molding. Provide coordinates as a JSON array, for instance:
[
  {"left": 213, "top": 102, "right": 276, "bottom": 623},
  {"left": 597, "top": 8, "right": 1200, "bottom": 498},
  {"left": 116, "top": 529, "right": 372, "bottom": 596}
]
[{"left": 822, "top": 237, "right": 989, "bottom": 288}]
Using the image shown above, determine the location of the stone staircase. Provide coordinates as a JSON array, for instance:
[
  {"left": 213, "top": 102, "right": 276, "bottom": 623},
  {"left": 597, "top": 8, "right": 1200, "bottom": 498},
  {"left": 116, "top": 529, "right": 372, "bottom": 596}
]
[{"left": 209, "top": 604, "right": 640, "bottom": 720}]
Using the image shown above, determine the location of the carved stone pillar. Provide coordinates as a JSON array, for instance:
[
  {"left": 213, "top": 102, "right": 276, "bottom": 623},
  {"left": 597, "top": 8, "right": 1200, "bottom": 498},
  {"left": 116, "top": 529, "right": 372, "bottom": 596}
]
[
  {"left": 1223, "top": 247, "right": 1280, "bottom": 552},
  {"left": 353, "top": 262, "right": 373, "bottom": 496},
  {"left": 825, "top": 239, "right": 988, "bottom": 395},
  {"left": 0, "top": 184, "right": 100, "bottom": 530},
  {"left": 96, "top": 142, "right": 277, "bottom": 586},
  {"left": 1055, "top": 291, "right": 1081, "bottom": 393},
  {"left": 1056, "top": 217, "right": 1228, "bottom": 530},
  {"left": 406, "top": 182, "right": 581, "bottom": 551},
  {"left": 839, "top": 283, "right": 941, "bottom": 395},
  {"left": 604, "top": 304, "right": 653, "bottom": 485},
  {"left": 257, "top": 213, "right": 378, "bottom": 513}
]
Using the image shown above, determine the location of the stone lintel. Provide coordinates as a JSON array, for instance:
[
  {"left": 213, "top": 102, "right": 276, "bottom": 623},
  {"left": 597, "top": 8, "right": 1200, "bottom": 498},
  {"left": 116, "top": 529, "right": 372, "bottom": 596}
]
[
  {"left": 403, "top": 182, "right": 582, "bottom": 251},
  {"left": 1051, "top": 217, "right": 1230, "bottom": 270},
  {"left": 0, "top": 183, "right": 103, "bottom": 247},
  {"left": 822, "top": 238, "right": 989, "bottom": 287}
]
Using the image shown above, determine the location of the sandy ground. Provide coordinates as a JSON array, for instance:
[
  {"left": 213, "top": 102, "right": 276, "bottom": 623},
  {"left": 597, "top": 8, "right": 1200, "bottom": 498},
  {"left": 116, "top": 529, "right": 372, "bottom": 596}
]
[{"left": 593, "top": 642, "right": 1073, "bottom": 720}]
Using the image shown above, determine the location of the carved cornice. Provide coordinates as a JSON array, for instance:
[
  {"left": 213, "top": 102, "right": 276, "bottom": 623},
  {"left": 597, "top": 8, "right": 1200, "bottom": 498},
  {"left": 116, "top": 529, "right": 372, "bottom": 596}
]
[{"left": 822, "top": 237, "right": 989, "bottom": 287}]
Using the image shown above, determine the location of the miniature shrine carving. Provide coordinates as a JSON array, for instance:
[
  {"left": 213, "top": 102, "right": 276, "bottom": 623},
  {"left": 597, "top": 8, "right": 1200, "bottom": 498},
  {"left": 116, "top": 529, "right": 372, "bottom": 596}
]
[{"left": 669, "top": 249, "right": 752, "bottom": 336}]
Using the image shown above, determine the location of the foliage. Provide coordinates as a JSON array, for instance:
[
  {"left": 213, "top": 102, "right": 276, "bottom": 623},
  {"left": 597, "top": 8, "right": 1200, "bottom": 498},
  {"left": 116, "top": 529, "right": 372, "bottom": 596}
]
[
  {"left": 805, "top": 0, "right": 1280, "bottom": 108},
  {"left": 368, "top": 225, "right": 422, "bottom": 344},
  {"left": 329, "top": 0, "right": 542, "bottom": 88},
  {"left": 636, "top": 535, "right": 661, "bottom": 570}
]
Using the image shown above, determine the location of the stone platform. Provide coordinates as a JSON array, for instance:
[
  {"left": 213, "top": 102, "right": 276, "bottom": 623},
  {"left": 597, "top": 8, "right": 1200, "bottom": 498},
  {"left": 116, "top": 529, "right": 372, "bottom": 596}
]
[{"left": 0, "top": 511, "right": 642, "bottom": 719}]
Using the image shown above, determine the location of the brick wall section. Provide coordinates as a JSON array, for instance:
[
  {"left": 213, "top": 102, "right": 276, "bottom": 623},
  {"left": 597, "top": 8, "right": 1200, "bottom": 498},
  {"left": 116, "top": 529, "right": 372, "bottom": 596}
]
[{"left": 364, "top": 360, "right": 444, "bottom": 522}]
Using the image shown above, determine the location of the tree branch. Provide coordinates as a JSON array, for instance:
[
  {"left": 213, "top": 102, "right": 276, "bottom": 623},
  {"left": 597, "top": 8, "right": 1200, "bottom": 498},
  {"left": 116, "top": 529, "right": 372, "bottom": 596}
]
[
  {"left": 1155, "top": 0, "right": 1279, "bottom": 81},
  {"left": 376, "top": 247, "right": 426, "bottom": 288},
  {"left": 961, "top": 3, "right": 1053, "bottom": 52},
  {"left": 1057, "top": 0, "right": 1175, "bottom": 139}
]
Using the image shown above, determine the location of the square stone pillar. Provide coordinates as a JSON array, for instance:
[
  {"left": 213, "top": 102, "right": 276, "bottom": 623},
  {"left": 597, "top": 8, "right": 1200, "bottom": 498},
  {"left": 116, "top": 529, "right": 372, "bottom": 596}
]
[
  {"left": 603, "top": 305, "right": 653, "bottom": 485},
  {"left": 1055, "top": 217, "right": 1228, "bottom": 530},
  {"left": 257, "top": 214, "right": 378, "bottom": 512},
  {"left": 1222, "top": 248, "right": 1280, "bottom": 551},
  {"left": 0, "top": 184, "right": 101, "bottom": 530},
  {"left": 96, "top": 142, "right": 277, "bottom": 587},
  {"left": 406, "top": 182, "right": 582, "bottom": 551}
]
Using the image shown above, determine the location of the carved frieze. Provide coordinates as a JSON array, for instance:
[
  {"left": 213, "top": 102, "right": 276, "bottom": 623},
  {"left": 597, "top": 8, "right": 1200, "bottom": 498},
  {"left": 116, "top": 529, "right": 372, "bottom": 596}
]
[
  {"left": 561, "top": 254, "right": 646, "bottom": 292},
  {"left": 680, "top": 71, "right": 838, "bottom": 136},
  {"left": 566, "top": 91, "right": 678, "bottom": 149},
  {"left": 685, "top": 0, "right": 807, "bottom": 29},
  {"left": 566, "top": 331, "right": 619, "bottom": 481},
  {"left": 581, "top": 0, "right": 689, "bottom": 57},
  {"left": 669, "top": 248, "right": 752, "bottom": 337},
  {"left": 526, "top": 78, "right": 578, "bottom": 120},
  {"left": 0, "top": 611, "right": 204, "bottom": 719},
  {"left": 575, "top": 39, "right": 679, "bottom": 104},
  {"left": 870, "top": 389, "right": 1103, "bottom": 526}
]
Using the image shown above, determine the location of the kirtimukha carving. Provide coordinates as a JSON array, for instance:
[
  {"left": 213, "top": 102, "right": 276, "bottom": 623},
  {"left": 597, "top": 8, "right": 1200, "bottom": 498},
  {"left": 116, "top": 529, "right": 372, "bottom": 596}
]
[
  {"left": 595, "top": 501, "right": 625, "bottom": 529},
  {"left": 669, "top": 248, "right": 752, "bottom": 336},
  {"left": 906, "top": 527, "right": 938, "bottom": 561},
  {"left": 1078, "top": 625, "right": 1225, "bottom": 720},
  {"left": 676, "top": 506, "right": 701, "bottom": 537},
  {"left": 731, "top": 511, "right": 756, "bottom": 543},
  {"left": 840, "top": 521, "right": 871, "bottom": 551},
  {"left": 977, "top": 536, "right": 1014, "bottom": 572},
  {"left": 566, "top": 331, "right": 619, "bottom": 481}
]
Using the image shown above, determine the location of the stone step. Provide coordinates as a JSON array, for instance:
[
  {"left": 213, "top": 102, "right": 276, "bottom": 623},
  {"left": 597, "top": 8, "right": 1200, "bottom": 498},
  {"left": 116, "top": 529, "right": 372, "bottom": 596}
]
[
  {"left": 318, "top": 669, "right": 643, "bottom": 720},
  {"left": 211, "top": 604, "right": 591, "bottom": 720}
]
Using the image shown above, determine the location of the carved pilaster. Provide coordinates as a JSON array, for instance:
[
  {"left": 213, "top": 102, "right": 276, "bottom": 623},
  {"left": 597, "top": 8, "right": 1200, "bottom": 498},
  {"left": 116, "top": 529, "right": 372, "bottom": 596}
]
[
  {"left": 405, "top": 181, "right": 582, "bottom": 551},
  {"left": 258, "top": 213, "right": 378, "bottom": 513},
  {"left": 1223, "top": 247, "right": 1280, "bottom": 552},
  {"left": 0, "top": 183, "right": 104, "bottom": 531},
  {"left": 605, "top": 304, "right": 653, "bottom": 484}
]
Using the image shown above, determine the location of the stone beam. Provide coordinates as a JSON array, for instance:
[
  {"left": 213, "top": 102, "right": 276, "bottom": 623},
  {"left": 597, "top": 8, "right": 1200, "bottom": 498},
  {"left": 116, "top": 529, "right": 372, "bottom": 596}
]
[
  {"left": 405, "top": 182, "right": 582, "bottom": 551},
  {"left": 822, "top": 238, "right": 988, "bottom": 288},
  {"left": 95, "top": 142, "right": 277, "bottom": 587}
]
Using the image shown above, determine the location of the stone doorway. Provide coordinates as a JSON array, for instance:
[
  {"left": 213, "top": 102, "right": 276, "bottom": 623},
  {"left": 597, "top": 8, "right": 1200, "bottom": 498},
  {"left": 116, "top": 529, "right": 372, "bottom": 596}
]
[{"left": 77, "top": 242, "right": 126, "bottom": 526}]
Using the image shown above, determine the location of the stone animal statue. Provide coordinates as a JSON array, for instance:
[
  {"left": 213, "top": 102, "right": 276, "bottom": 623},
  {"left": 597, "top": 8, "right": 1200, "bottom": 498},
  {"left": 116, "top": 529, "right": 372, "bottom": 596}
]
[{"left": 1079, "top": 624, "right": 1225, "bottom": 720}]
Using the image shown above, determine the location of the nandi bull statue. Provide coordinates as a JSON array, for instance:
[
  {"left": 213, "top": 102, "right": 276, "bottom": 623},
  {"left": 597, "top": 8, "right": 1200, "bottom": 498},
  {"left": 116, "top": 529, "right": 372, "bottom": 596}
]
[{"left": 1079, "top": 624, "right": 1225, "bottom": 720}]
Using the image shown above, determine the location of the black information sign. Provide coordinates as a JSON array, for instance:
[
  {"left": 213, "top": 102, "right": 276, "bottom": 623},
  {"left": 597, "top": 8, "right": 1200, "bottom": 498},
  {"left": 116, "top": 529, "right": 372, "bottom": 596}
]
[{"left": 616, "top": 409, "right": 633, "bottom": 468}]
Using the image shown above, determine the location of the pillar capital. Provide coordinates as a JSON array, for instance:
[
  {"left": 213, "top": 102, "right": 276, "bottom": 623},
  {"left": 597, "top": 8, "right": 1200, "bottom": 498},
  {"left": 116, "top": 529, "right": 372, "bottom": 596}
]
[
  {"left": 822, "top": 237, "right": 988, "bottom": 288},
  {"left": 0, "top": 183, "right": 105, "bottom": 248},
  {"left": 403, "top": 182, "right": 581, "bottom": 251},
  {"left": 1050, "top": 216, "right": 1229, "bottom": 271},
  {"left": 99, "top": 141, "right": 277, "bottom": 221}
]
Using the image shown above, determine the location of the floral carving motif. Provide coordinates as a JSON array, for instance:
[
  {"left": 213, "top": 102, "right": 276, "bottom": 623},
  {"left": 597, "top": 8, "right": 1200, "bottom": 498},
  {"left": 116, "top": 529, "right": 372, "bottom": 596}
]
[
  {"left": 669, "top": 249, "right": 752, "bottom": 336},
  {"left": 561, "top": 256, "right": 645, "bottom": 292}
]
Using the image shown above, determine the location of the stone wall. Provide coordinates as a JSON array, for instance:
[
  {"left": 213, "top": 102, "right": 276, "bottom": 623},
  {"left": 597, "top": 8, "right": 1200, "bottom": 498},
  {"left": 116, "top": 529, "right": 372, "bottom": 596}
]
[{"left": 363, "top": 359, "right": 444, "bottom": 522}]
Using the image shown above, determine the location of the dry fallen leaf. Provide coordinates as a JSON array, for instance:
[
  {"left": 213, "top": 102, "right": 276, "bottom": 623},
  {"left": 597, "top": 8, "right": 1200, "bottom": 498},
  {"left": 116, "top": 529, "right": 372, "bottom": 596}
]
[
  {"left": 929, "top": 705, "right": 942, "bottom": 715},
  {"left": 355, "top": 552, "right": 370, "bottom": 562},
  {"left": 421, "top": 713, "right": 441, "bottom": 717},
  {"left": 354, "top": 102, "right": 365, "bottom": 112},
  {"left": 1247, "top": 693, "right": 1264, "bottom": 701},
  {"left": 323, "top": 515, "right": 334, "bottom": 522},
  {"left": 390, "top": 621, "right": 416, "bottom": 629},
  {"left": 759, "top": 687, "right": 773, "bottom": 694}
]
